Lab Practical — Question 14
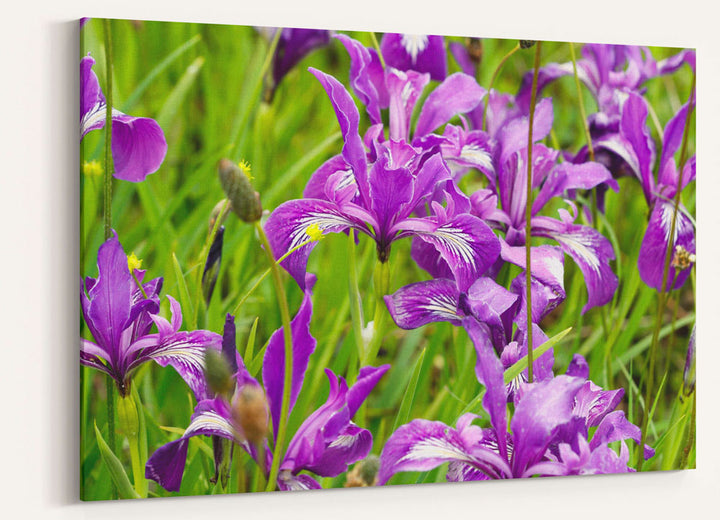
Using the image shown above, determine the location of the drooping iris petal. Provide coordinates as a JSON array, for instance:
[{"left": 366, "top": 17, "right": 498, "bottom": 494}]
[
  {"left": 533, "top": 215, "right": 617, "bottom": 313},
  {"left": 263, "top": 275, "right": 317, "bottom": 439},
  {"left": 80, "top": 55, "right": 167, "bottom": 182},
  {"left": 145, "top": 398, "right": 236, "bottom": 492},
  {"left": 400, "top": 214, "right": 501, "bottom": 293},
  {"left": 378, "top": 414, "right": 510, "bottom": 484},
  {"left": 110, "top": 113, "right": 168, "bottom": 182},
  {"left": 638, "top": 200, "right": 695, "bottom": 291},
  {"left": 384, "top": 278, "right": 463, "bottom": 329},
  {"left": 380, "top": 33, "right": 447, "bottom": 81},
  {"left": 264, "top": 198, "right": 371, "bottom": 289},
  {"left": 414, "top": 73, "right": 485, "bottom": 138}
]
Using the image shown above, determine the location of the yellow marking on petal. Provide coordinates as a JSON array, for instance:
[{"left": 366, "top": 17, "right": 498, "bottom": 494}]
[
  {"left": 83, "top": 160, "right": 103, "bottom": 177},
  {"left": 305, "top": 223, "right": 325, "bottom": 242},
  {"left": 127, "top": 253, "right": 143, "bottom": 273}
]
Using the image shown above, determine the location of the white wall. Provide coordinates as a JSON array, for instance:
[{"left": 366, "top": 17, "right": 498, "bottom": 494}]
[{"left": 2, "top": 1, "right": 718, "bottom": 518}]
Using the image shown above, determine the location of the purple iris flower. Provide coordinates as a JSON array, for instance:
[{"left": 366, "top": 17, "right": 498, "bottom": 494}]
[
  {"left": 265, "top": 66, "right": 499, "bottom": 292},
  {"left": 379, "top": 320, "right": 653, "bottom": 483},
  {"left": 380, "top": 33, "right": 447, "bottom": 81},
  {"left": 146, "top": 277, "right": 390, "bottom": 491},
  {"left": 80, "top": 55, "right": 168, "bottom": 182},
  {"left": 80, "top": 233, "right": 222, "bottom": 398},
  {"left": 594, "top": 92, "right": 695, "bottom": 291},
  {"left": 516, "top": 44, "right": 695, "bottom": 137},
  {"left": 385, "top": 243, "right": 564, "bottom": 394},
  {"left": 258, "top": 27, "right": 332, "bottom": 99},
  {"left": 474, "top": 99, "right": 618, "bottom": 312}
]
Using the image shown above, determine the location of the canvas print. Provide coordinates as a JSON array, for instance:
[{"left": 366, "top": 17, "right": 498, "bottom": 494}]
[{"left": 79, "top": 18, "right": 696, "bottom": 500}]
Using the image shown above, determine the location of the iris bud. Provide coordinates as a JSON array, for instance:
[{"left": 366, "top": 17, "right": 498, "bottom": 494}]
[
  {"left": 204, "top": 349, "right": 234, "bottom": 397},
  {"left": 345, "top": 455, "right": 380, "bottom": 487},
  {"left": 217, "top": 158, "right": 262, "bottom": 223},
  {"left": 232, "top": 385, "right": 269, "bottom": 445},
  {"left": 519, "top": 40, "right": 537, "bottom": 49}
]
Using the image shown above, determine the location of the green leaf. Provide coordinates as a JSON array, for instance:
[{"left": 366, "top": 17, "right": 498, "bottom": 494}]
[
  {"left": 171, "top": 252, "right": 196, "bottom": 330},
  {"left": 121, "top": 34, "right": 202, "bottom": 112},
  {"left": 94, "top": 422, "right": 140, "bottom": 499},
  {"left": 156, "top": 56, "right": 205, "bottom": 130},
  {"left": 392, "top": 348, "right": 426, "bottom": 431},
  {"left": 503, "top": 327, "right": 572, "bottom": 384},
  {"left": 245, "top": 317, "right": 260, "bottom": 362}
]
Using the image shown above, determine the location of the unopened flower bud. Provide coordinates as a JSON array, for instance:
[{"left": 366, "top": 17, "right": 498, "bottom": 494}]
[
  {"left": 208, "top": 199, "right": 232, "bottom": 234},
  {"left": 682, "top": 326, "right": 696, "bottom": 397},
  {"left": 232, "top": 385, "right": 269, "bottom": 445},
  {"left": 202, "top": 226, "right": 224, "bottom": 305},
  {"left": 218, "top": 158, "right": 262, "bottom": 223},
  {"left": 204, "top": 349, "right": 234, "bottom": 397},
  {"left": 345, "top": 455, "right": 380, "bottom": 487},
  {"left": 519, "top": 40, "right": 537, "bottom": 49},
  {"left": 467, "top": 37, "right": 483, "bottom": 64}
]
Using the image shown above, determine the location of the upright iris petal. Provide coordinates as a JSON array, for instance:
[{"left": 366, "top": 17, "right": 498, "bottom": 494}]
[{"left": 80, "top": 55, "right": 167, "bottom": 182}]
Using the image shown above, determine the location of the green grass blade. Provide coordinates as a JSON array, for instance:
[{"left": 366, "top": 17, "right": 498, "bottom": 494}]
[
  {"left": 171, "top": 252, "right": 196, "bottom": 330},
  {"left": 121, "top": 34, "right": 202, "bottom": 111},
  {"left": 504, "top": 327, "right": 572, "bottom": 384},
  {"left": 94, "top": 422, "right": 140, "bottom": 499},
  {"left": 392, "top": 348, "right": 426, "bottom": 432},
  {"left": 156, "top": 56, "right": 205, "bottom": 130}
]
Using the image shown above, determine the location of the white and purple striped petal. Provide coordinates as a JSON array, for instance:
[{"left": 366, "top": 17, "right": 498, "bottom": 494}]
[
  {"left": 381, "top": 33, "right": 447, "bottom": 81},
  {"left": 145, "top": 398, "right": 236, "bottom": 492}
]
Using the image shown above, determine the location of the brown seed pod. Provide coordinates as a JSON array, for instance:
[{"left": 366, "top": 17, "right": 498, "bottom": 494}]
[
  {"left": 232, "top": 385, "right": 269, "bottom": 445},
  {"left": 217, "top": 158, "right": 262, "bottom": 223}
]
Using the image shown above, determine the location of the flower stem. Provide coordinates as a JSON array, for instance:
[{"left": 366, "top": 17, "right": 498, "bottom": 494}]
[
  {"left": 524, "top": 41, "right": 542, "bottom": 383},
  {"left": 103, "top": 17, "right": 117, "bottom": 460},
  {"left": 370, "top": 32, "right": 386, "bottom": 69},
  {"left": 254, "top": 222, "right": 294, "bottom": 492},
  {"left": 230, "top": 29, "right": 282, "bottom": 158},
  {"left": 362, "top": 260, "right": 390, "bottom": 367},
  {"left": 348, "top": 232, "right": 366, "bottom": 382},
  {"left": 638, "top": 73, "right": 695, "bottom": 469},
  {"left": 116, "top": 392, "right": 147, "bottom": 498},
  {"left": 231, "top": 235, "right": 316, "bottom": 316},
  {"left": 482, "top": 42, "right": 520, "bottom": 132}
]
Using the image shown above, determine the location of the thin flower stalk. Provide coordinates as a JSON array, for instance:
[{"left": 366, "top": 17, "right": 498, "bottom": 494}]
[
  {"left": 254, "top": 221, "right": 294, "bottom": 491},
  {"left": 639, "top": 73, "right": 695, "bottom": 469},
  {"left": 482, "top": 42, "right": 520, "bottom": 131},
  {"left": 525, "top": 41, "right": 542, "bottom": 383},
  {"left": 103, "top": 18, "right": 116, "bottom": 456}
]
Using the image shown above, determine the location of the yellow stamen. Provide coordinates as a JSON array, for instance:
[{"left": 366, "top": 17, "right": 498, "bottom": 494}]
[
  {"left": 305, "top": 223, "right": 325, "bottom": 242},
  {"left": 83, "top": 160, "right": 103, "bottom": 177},
  {"left": 127, "top": 252, "right": 143, "bottom": 273},
  {"left": 238, "top": 159, "right": 253, "bottom": 180}
]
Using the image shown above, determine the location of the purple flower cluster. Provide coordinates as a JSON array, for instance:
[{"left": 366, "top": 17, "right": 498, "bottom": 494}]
[{"left": 80, "top": 28, "right": 694, "bottom": 495}]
